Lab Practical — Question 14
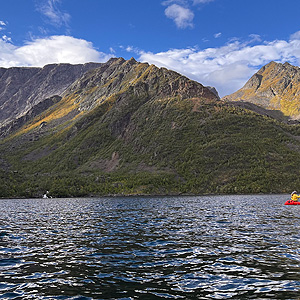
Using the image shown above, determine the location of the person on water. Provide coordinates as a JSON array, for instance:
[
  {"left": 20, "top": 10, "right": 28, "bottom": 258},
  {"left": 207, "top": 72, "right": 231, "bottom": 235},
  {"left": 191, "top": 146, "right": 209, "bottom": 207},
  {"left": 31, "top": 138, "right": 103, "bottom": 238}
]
[{"left": 291, "top": 191, "right": 300, "bottom": 202}]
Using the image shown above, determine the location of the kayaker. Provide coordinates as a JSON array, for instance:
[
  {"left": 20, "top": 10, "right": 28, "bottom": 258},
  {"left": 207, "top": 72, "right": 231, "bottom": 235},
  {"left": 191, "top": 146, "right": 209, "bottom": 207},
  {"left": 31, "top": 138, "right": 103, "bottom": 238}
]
[{"left": 291, "top": 191, "right": 300, "bottom": 202}]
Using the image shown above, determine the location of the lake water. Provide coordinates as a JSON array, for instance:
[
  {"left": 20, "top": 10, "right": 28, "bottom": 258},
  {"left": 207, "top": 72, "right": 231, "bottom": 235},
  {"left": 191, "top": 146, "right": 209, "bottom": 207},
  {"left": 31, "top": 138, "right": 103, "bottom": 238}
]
[{"left": 0, "top": 195, "right": 299, "bottom": 299}]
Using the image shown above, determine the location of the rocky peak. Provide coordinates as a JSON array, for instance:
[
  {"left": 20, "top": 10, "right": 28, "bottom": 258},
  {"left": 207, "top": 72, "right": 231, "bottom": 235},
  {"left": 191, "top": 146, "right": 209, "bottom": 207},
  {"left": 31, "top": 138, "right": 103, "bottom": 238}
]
[
  {"left": 63, "top": 57, "right": 219, "bottom": 112},
  {"left": 223, "top": 61, "right": 300, "bottom": 119}
]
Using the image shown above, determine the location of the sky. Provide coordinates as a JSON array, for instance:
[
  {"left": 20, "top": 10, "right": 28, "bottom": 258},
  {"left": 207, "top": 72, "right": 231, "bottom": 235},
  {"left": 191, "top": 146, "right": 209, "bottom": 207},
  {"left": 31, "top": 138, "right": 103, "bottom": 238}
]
[{"left": 1, "top": 0, "right": 300, "bottom": 97}]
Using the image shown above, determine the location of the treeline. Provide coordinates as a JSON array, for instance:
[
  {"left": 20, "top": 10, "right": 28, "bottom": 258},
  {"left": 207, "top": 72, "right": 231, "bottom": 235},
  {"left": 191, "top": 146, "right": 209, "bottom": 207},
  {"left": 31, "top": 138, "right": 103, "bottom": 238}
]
[{"left": 0, "top": 167, "right": 297, "bottom": 199}]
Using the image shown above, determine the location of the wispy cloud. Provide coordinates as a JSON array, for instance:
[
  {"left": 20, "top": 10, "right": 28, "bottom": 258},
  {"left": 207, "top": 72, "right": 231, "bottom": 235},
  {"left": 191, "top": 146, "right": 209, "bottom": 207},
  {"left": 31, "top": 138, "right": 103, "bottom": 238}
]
[
  {"left": 124, "top": 45, "right": 141, "bottom": 54},
  {"left": 162, "top": 0, "right": 187, "bottom": 5},
  {"left": 0, "top": 20, "right": 7, "bottom": 31},
  {"left": 192, "top": 0, "right": 216, "bottom": 4},
  {"left": 1, "top": 35, "right": 12, "bottom": 43},
  {"left": 0, "top": 21, "right": 12, "bottom": 43},
  {"left": 162, "top": 0, "right": 216, "bottom": 29},
  {"left": 164, "top": 4, "right": 194, "bottom": 29},
  {"left": 249, "top": 34, "right": 262, "bottom": 43},
  {"left": 0, "top": 35, "right": 112, "bottom": 68},
  {"left": 36, "top": 0, "right": 71, "bottom": 29},
  {"left": 290, "top": 30, "right": 300, "bottom": 40},
  {"left": 139, "top": 32, "right": 300, "bottom": 97}
]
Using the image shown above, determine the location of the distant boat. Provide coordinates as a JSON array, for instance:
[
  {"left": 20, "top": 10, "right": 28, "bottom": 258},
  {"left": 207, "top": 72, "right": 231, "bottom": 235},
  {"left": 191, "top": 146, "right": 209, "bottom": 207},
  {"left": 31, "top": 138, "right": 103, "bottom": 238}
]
[
  {"left": 284, "top": 200, "right": 300, "bottom": 205},
  {"left": 43, "top": 191, "right": 52, "bottom": 199}
]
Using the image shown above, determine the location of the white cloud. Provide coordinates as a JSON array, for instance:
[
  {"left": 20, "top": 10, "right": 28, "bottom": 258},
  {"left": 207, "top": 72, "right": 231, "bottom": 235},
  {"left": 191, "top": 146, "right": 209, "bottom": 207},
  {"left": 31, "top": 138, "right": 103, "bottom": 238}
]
[
  {"left": 193, "top": 0, "right": 216, "bottom": 4},
  {"left": 290, "top": 30, "right": 300, "bottom": 40},
  {"left": 164, "top": 4, "right": 194, "bottom": 29},
  {"left": 37, "top": 0, "right": 71, "bottom": 28},
  {"left": 124, "top": 45, "right": 141, "bottom": 55},
  {"left": 249, "top": 34, "right": 262, "bottom": 43},
  {"left": 162, "top": 0, "right": 216, "bottom": 29},
  {"left": 139, "top": 34, "right": 300, "bottom": 97},
  {"left": 214, "top": 32, "right": 222, "bottom": 38},
  {"left": 0, "top": 35, "right": 113, "bottom": 68},
  {"left": 2, "top": 35, "right": 12, "bottom": 43},
  {"left": 0, "top": 20, "right": 7, "bottom": 31},
  {"left": 126, "top": 46, "right": 134, "bottom": 52},
  {"left": 162, "top": 0, "right": 187, "bottom": 5}
]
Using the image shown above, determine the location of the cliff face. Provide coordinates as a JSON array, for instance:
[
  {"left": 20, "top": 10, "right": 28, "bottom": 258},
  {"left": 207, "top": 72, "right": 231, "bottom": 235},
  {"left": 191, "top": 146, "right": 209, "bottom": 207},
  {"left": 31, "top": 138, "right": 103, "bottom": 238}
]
[
  {"left": 0, "top": 62, "right": 102, "bottom": 127},
  {"left": 223, "top": 61, "right": 300, "bottom": 119},
  {"left": 0, "top": 58, "right": 218, "bottom": 137},
  {"left": 0, "top": 57, "right": 218, "bottom": 138}
]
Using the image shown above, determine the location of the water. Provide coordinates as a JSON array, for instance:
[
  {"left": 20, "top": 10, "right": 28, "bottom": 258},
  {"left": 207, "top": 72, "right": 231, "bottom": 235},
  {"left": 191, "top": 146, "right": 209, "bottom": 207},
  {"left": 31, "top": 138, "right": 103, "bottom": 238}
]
[{"left": 0, "top": 195, "right": 299, "bottom": 299}]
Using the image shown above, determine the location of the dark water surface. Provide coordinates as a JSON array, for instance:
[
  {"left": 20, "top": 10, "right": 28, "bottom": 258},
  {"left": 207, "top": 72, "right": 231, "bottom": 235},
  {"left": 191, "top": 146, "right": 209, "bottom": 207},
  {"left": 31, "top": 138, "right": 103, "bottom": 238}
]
[{"left": 0, "top": 195, "right": 299, "bottom": 299}]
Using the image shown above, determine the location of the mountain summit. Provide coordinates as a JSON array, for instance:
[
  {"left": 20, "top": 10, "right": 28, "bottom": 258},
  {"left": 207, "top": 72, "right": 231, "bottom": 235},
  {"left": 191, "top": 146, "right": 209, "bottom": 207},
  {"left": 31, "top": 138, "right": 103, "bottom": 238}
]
[{"left": 224, "top": 61, "right": 300, "bottom": 119}]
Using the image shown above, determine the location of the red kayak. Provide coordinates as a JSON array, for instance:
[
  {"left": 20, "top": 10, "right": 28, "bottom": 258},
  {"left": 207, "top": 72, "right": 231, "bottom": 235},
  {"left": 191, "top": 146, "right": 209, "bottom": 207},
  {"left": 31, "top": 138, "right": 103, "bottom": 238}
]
[{"left": 285, "top": 200, "right": 300, "bottom": 205}]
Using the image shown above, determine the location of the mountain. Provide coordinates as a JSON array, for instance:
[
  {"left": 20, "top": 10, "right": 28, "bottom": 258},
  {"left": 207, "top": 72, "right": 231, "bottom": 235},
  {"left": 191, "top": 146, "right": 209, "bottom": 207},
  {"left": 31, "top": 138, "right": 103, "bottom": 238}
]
[
  {"left": 223, "top": 61, "right": 300, "bottom": 119},
  {"left": 2, "top": 58, "right": 300, "bottom": 197},
  {"left": 0, "top": 62, "right": 102, "bottom": 129}
]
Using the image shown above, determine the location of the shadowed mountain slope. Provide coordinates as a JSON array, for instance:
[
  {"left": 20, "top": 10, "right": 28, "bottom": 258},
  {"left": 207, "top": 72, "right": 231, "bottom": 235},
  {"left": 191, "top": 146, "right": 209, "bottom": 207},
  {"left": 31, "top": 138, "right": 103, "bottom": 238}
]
[{"left": 0, "top": 62, "right": 102, "bottom": 128}]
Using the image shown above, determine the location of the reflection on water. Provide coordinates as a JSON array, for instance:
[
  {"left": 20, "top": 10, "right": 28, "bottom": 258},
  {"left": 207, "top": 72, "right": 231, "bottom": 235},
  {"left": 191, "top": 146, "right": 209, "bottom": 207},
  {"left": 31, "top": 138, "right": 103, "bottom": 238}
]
[{"left": 0, "top": 195, "right": 299, "bottom": 299}]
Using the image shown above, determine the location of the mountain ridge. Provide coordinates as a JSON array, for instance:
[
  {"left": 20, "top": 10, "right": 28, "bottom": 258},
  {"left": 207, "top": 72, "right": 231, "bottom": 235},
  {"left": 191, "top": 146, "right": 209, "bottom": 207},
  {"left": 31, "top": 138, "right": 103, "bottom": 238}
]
[
  {"left": 2, "top": 58, "right": 300, "bottom": 197},
  {"left": 0, "top": 58, "right": 218, "bottom": 138}
]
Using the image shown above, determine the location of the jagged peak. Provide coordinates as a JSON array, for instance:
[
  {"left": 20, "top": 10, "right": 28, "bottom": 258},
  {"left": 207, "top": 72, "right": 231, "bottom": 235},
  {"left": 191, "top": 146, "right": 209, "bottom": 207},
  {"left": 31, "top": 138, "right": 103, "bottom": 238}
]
[
  {"left": 256, "top": 61, "right": 300, "bottom": 80},
  {"left": 123, "top": 57, "right": 138, "bottom": 68},
  {"left": 256, "top": 61, "right": 277, "bottom": 75},
  {"left": 106, "top": 57, "right": 139, "bottom": 68},
  {"left": 265, "top": 61, "right": 278, "bottom": 67},
  {"left": 283, "top": 61, "right": 292, "bottom": 67},
  {"left": 260, "top": 61, "right": 299, "bottom": 73},
  {"left": 128, "top": 57, "right": 137, "bottom": 63},
  {"left": 107, "top": 57, "right": 125, "bottom": 65}
]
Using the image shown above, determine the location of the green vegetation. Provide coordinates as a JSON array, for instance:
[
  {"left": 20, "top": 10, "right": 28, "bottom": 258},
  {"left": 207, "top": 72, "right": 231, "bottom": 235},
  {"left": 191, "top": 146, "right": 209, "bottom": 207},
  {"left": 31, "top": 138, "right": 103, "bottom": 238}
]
[{"left": 2, "top": 94, "right": 300, "bottom": 198}]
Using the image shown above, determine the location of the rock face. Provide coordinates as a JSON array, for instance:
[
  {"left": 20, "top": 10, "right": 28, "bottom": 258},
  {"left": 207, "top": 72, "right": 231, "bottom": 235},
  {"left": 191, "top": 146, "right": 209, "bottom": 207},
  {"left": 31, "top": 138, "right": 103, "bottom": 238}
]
[
  {"left": 0, "top": 58, "right": 218, "bottom": 137},
  {"left": 63, "top": 57, "right": 218, "bottom": 112},
  {"left": 0, "top": 62, "right": 101, "bottom": 127},
  {"left": 205, "top": 86, "right": 220, "bottom": 99},
  {"left": 0, "top": 57, "right": 219, "bottom": 137},
  {"left": 0, "top": 95, "right": 62, "bottom": 138},
  {"left": 223, "top": 61, "right": 300, "bottom": 119}
]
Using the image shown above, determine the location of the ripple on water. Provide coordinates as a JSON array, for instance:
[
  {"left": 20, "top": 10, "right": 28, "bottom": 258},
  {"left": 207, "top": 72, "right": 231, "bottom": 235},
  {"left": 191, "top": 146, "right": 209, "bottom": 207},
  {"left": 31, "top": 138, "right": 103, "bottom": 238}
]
[
  {"left": 0, "top": 258, "right": 23, "bottom": 268},
  {"left": 0, "top": 195, "right": 299, "bottom": 299}
]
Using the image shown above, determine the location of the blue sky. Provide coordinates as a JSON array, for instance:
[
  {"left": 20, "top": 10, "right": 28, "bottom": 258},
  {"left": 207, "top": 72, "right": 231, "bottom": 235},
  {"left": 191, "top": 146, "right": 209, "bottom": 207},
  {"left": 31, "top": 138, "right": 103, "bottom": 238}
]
[{"left": 1, "top": 0, "right": 300, "bottom": 96}]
